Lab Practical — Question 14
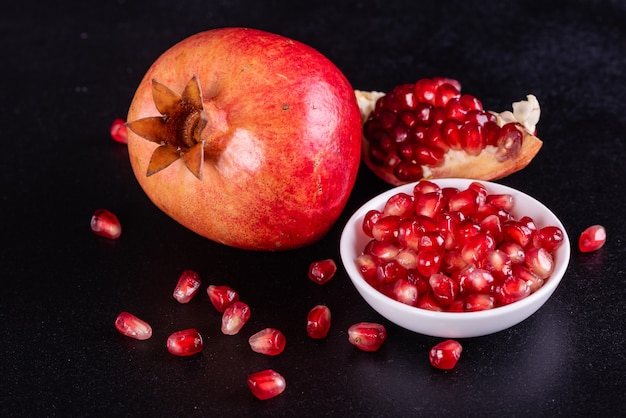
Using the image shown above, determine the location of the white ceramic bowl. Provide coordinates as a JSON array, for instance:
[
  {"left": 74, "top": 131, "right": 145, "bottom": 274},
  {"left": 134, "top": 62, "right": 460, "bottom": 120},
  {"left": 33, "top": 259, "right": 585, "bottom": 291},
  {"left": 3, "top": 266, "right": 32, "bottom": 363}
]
[{"left": 340, "top": 178, "right": 570, "bottom": 338}]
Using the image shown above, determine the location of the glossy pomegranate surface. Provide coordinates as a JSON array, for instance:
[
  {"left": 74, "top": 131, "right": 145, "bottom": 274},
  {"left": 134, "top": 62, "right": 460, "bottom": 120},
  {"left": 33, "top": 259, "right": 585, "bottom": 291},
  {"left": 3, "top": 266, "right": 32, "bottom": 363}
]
[{"left": 126, "top": 28, "right": 362, "bottom": 250}]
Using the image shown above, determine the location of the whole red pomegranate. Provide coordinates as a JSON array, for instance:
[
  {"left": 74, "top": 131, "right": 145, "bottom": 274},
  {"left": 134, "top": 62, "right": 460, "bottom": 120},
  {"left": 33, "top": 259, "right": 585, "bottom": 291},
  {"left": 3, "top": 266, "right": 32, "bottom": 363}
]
[{"left": 126, "top": 28, "right": 362, "bottom": 250}]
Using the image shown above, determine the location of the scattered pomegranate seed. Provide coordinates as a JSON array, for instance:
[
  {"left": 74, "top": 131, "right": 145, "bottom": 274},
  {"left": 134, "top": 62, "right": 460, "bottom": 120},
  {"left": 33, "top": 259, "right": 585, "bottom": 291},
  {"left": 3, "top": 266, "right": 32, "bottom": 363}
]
[
  {"left": 248, "top": 328, "right": 286, "bottom": 356},
  {"left": 347, "top": 322, "right": 387, "bottom": 352},
  {"left": 306, "top": 305, "right": 331, "bottom": 339},
  {"left": 172, "top": 270, "right": 202, "bottom": 304},
  {"left": 221, "top": 301, "right": 250, "bottom": 335},
  {"left": 207, "top": 285, "right": 239, "bottom": 313},
  {"left": 90, "top": 209, "right": 122, "bottom": 239},
  {"left": 110, "top": 118, "right": 128, "bottom": 144},
  {"left": 166, "top": 328, "right": 204, "bottom": 356},
  {"left": 579, "top": 225, "right": 606, "bottom": 253},
  {"left": 115, "top": 312, "right": 152, "bottom": 340},
  {"left": 308, "top": 259, "right": 337, "bottom": 285},
  {"left": 357, "top": 181, "right": 566, "bottom": 311},
  {"left": 429, "top": 339, "right": 463, "bottom": 370},
  {"left": 247, "top": 369, "right": 286, "bottom": 400}
]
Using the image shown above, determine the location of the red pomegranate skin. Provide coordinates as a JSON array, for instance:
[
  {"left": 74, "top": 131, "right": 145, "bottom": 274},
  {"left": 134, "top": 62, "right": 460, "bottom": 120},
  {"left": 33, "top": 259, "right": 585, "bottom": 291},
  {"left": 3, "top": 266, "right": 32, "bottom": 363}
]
[{"left": 126, "top": 28, "right": 362, "bottom": 250}]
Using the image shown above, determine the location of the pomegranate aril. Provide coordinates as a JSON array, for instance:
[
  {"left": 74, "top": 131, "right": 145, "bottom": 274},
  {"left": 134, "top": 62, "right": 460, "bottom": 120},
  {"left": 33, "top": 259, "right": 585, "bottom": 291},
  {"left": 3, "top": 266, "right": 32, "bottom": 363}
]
[
  {"left": 356, "top": 254, "right": 379, "bottom": 285},
  {"left": 110, "top": 118, "right": 128, "bottom": 144},
  {"left": 461, "top": 232, "right": 496, "bottom": 265},
  {"left": 414, "top": 145, "right": 446, "bottom": 166},
  {"left": 392, "top": 278, "right": 419, "bottom": 306},
  {"left": 414, "top": 78, "right": 439, "bottom": 105},
  {"left": 383, "top": 192, "right": 415, "bottom": 217},
  {"left": 434, "top": 82, "right": 461, "bottom": 107},
  {"left": 308, "top": 259, "right": 337, "bottom": 285},
  {"left": 115, "top": 312, "right": 152, "bottom": 340},
  {"left": 348, "top": 322, "right": 387, "bottom": 352},
  {"left": 524, "top": 247, "right": 554, "bottom": 279},
  {"left": 459, "top": 121, "right": 484, "bottom": 156},
  {"left": 429, "top": 273, "right": 458, "bottom": 306},
  {"left": 173, "top": 270, "right": 202, "bottom": 304},
  {"left": 448, "top": 187, "right": 479, "bottom": 217},
  {"left": 247, "top": 369, "right": 286, "bottom": 400},
  {"left": 442, "top": 119, "right": 462, "bottom": 150},
  {"left": 534, "top": 225, "right": 565, "bottom": 252},
  {"left": 416, "top": 250, "right": 442, "bottom": 277},
  {"left": 513, "top": 264, "right": 544, "bottom": 293},
  {"left": 502, "top": 220, "right": 535, "bottom": 248},
  {"left": 463, "top": 268, "right": 496, "bottom": 293},
  {"left": 221, "top": 301, "right": 250, "bottom": 335},
  {"left": 496, "top": 123, "right": 523, "bottom": 161},
  {"left": 415, "top": 190, "right": 445, "bottom": 218},
  {"left": 480, "top": 214, "right": 503, "bottom": 244},
  {"left": 413, "top": 180, "right": 441, "bottom": 195},
  {"left": 207, "top": 285, "right": 239, "bottom": 313},
  {"left": 498, "top": 241, "right": 526, "bottom": 264},
  {"left": 307, "top": 305, "right": 331, "bottom": 339},
  {"left": 481, "top": 249, "right": 512, "bottom": 280},
  {"left": 362, "top": 209, "right": 382, "bottom": 237},
  {"left": 90, "top": 209, "right": 122, "bottom": 239},
  {"left": 416, "top": 292, "right": 444, "bottom": 311},
  {"left": 460, "top": 94, "right": 483, "bottom": 111},
  {"left": 393, "top": 161, "right": 424, "bottom": 182},
  {"left": 364, "top": 239, "right": 400, "bottom": 261},
  {"left": 495, "top": 276, "right": 531, "bottom": 305},
  {"left": 464, "top": 293, "right": 495, "bottom": 312},
  {"left": 166, "top": 328, "right": 203, "bottom": 356},
  {"left": 394, "top": 248, "right": 418, "bottom": 270},
  {"left": 579, "top": 225, "right": 606, "bottom": 253},
  {"left": 429, "top": 339, "right": 462, "bottom": 370},
  {"left": 371, "top": 215, "right": 401, "bottom": 242},
  {"left": 249, "top": 328, "right": 286, "bottom": 356},
  {"left": 486, "top": 193, "right": 514, "bottom": 211},
  {"left": 377, "top": 260, "right": 408, "bottom": 285}
]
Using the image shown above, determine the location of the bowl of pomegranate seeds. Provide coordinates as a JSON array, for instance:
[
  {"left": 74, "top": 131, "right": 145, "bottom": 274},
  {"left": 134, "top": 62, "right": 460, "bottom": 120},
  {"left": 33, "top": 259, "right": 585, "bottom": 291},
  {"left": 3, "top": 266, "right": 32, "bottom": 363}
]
[{"left": 340, "top": 178, "right": 570, "bottom": 338}]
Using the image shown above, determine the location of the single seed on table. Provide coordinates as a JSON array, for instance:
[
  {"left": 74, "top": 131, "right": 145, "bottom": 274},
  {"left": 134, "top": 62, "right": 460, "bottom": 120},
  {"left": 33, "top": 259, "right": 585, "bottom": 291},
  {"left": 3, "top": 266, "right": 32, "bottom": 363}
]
[
  {"left": 247, "top": 369, "right": 286, "bottom": 400},
  {"left": 429, "top": 339, "right": 463, "bottom": 370},
  {"left": 248, "top": 328, "right": 286, "bottom": 356},
  {"left": 306, "top": 305, "right": 331, "bottom": 339},
  {"left": 166, "top": 328, "right": 204, "bottom": 356},
  {"left": 90, "top": 209, "right": 122, "bottom": 239},
  {"left": 308, "top": 259, "right": 337, "bottom": 285},
  {"left": 207, "top": 284, "right": 240, "bottom": 313},
  {"left": 578, "top": 224, "right": 606, "bottom": 253},
  {"left": 172, "top": 270, "right": 202, "bottom": 303},
  {"left": 115, "top": 312, "right": 152, "bottom": 340},
  {"left": 347, "top": 322, "right": 387, "bottom": 352},
  {"left": 221, "top": 301, "right": 250, "bottom": 335}
]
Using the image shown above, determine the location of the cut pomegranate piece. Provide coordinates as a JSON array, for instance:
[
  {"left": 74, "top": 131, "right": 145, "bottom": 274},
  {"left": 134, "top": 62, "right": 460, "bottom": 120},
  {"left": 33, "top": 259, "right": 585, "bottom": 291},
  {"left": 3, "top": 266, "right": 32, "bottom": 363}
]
[
  {"left": 115, "top": 312, "right": 152, "bottom": 340},
  {"left": 166, "top": 328, "right": 204, "bottom": 356},
  {"left": 172, "top": 270, "right": 202, "bottom": 304},
  {"left": 357, "top": 81, "right": 542, "bottom": 185},
  {"left": 221, "top": 301, "right": 250, "bottom": 335},
  {"left": 90, "top": 209, "right": 122, "bottom": 239},
  {"left": 308, "top": 259, "right": 337, "bottom": 285},
  {"left": 579, "top": 225, "right": 606, "bottom": 253},
  {"left": 110, "top": 118, "right": 128, "bottom": 144},
  {"left": 306, "top": 305, "right": 331, "bottom": 339},
  {"left": 247, "top": 369, "right": 286, "bottom": 400},
  {"left": 248, "top": 328, "right": 286, "bottom": 356},
  {"left": 207, "top": 285, "right": 239, "bottom": 313},
  {"left": 429, "top": 339, "right": 463, "bottom": 370},
  {"left": 347, "top": 322, "right": 387, "bottom": 352}
]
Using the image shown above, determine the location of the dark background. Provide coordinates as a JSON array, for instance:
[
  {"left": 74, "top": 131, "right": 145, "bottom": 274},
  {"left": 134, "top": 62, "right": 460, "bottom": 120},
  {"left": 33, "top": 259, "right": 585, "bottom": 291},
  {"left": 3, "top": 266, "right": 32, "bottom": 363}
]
[{"left": 1, "top": 0, "right": 625, "bottom": 416}]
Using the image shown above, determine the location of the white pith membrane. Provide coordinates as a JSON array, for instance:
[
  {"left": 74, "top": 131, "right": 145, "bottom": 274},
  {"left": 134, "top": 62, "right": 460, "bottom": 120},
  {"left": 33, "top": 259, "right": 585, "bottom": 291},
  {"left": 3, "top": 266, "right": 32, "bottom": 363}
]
[{"left": 355, "top": 90, "right": 542, "bottom": 184}]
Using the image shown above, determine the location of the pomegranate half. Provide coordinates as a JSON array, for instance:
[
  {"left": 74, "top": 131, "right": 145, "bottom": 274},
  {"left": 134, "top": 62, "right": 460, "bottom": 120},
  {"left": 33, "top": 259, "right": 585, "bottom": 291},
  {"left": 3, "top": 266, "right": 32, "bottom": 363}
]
[{"left": 126, "top": 28, "right": 362, "bottom": 250}]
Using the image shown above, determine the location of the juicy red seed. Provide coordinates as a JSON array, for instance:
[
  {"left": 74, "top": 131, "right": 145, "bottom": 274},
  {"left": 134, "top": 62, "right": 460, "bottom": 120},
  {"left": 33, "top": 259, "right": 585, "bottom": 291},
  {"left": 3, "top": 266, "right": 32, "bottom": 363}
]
[
  {"left": 371, "top": 215, "right": 401, "bottom": 242},
  {"left": 496, "top": 123, "right": 524, "bottom": 161},
  {"left": 494, "top": 276, "right": 531, "bottom": 305},
  {"left": 172, "top": 270, "right": 202, "bottom": 304},
  {"left": 247, "top": 369, "right": 286, "bottom": 400},
  {"left": 534, "top": 225, "right": 565, "bottom": 252},
  {"left": 362, "top": 209, "right": 383, "bottom": 237},
  {"left": 480, "top": 214, "right": 503, "bottom": 243},
  {"left": 115, "top": 312, "right": 152, "bottom": 340},
  {"left": 414, "top": 145, "right": 446, "bottom": 166},
  {"left": 463, "top": 268, "right": 496, "bottom": 293},
  {"left": 502, "top": 220, "right": 535, "bottom": 248},
  {"left": 465, "top": 109, "right": 494, "bottom": 126},
  {"left": 435, "top": 83, "right": 461, "bottom": 107},
  {"left": 307, "top": 305, "right": 331, "bottom": 339},
  {"left": 459, "top": 121, "right": 484, "bottom": 156},
  {"left": 392, "top": 279, "right": 419, "bottom": 306},
  {"left": 166, "top": 328, "right": 204, "bottom": 356},
  {"left": 308, "top": 259, "right": 337, "bottom": 285},
  {"left": 364, "top": 239, "right": 400, "bottom": 260},
  {"left": 414, "top": 78, "right": 439, "bottom": 105},
  {"left": 448, "top": 188, "right": 479, "bottom": 217},
  {"left": 483, "top": 121, "right": 501, "bottom": 146},
  {"left": 416, "top": 292, "right": 444, "bottom": 311},
  {"left": 498, "top": 241, "right": 526, "bottom": 264},
  {"left": 486, "top": 194, "right": 514, "bottom": 211},
  {"left": 248, "top": 328, "right": 286, "bottom": 356},
  {"left": 445, "top": 98, "right": 468, "bottom": 121},
  {"left": 90, "top": 209, "right": 122, "bottom": 239},
  {"left": 376, "top": 260, "right": 408, "bottom": 284},
  {"left": 524, "top": 247, "right": 555, "bottom": 279},
  {"left": 207, "top": 285, "right": 239, "bottom": 313},
  {"left": 579, "top": 225, "right": 606, "bottom": 253},
  {"left": 383, "top": 192, "right": 415, "bottom": 217},
  {"left": 416, "top": 250, "right": 442, "bottom": 277},
  {"left": 429, "top": 273, "right": 458, "bottom": 306},
  {"left": 110, "top": 118, "right": 128, "bottom": 144},
  {"left": 429, "top": 339, "right": 463, "bottom": 370},
  {"left": 394, "top": 248, "right": 418, "bottom": 270},
  {"left": 514, "top": 264, "right": 544, "bottom": 293},
  {"left": 415, "top": 190, "right": 445, "bottom": 218},
  {"left": 442, "top": 119, "right": 462, "bottom": 150},
  {"left": 459, "top": 94, "right": 483, "bottom": 111},
  {"left": 393, "top": 161, "right": 424, "bottom": 182},
  {"left": 424, "top": 124, "right": 451, "bottom": 153},
  {"left": 347, "top": 322, "right": 387, "bottom": 352},
  {"left": 481, "top": 249, "right": 512, "bottom": 279},
  {"left": 413, "top": 180, "right": 441, "bottom": 195},
  {"left": 441, "top": 250, "right": 468, "bottom": 275},
  {"left": 417, "top": 231, "right": 446, "bottom": 252},
  {"left": 461, "top": 232, "right": 496, "bottom": 265},
  {"left": 221, "top": 301, "right": 250, "bottom": 335},
  {"left": 464, "top": 293, "right": 495, "bottom": 312},
  {"left": 454, "top": 219, "right": 481, "bottom": 248},
  {"left": 356, "top": 254, "right": 379, "bottom": 285}
]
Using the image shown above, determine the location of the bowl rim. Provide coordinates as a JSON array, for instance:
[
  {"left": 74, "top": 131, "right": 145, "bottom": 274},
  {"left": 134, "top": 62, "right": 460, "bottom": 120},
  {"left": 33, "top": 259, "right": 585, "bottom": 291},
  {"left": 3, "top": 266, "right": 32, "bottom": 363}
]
[{"left": 340, "top": 178, "right": 571, "bottom": 322}]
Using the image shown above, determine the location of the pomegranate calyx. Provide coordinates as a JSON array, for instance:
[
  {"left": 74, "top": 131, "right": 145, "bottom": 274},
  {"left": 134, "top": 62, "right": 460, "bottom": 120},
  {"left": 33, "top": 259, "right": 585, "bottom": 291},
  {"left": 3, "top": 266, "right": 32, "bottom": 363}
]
[{"left": 126, "top": 75, "right": 208, "bottom": 179}]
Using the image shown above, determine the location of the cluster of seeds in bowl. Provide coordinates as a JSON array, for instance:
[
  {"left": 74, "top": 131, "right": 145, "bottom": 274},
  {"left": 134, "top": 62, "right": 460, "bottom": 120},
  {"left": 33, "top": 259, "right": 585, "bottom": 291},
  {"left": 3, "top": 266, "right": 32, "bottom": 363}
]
[{"left": 356, "top": 181, "right": 565, "bottom": 312}]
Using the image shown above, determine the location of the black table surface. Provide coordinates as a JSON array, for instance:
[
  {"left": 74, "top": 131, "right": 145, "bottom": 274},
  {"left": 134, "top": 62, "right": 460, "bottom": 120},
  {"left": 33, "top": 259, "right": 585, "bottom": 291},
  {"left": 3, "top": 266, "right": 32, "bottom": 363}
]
[{"left": 2, "top": 1, "right": 625, "bottom": 416}]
